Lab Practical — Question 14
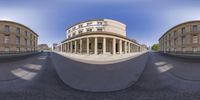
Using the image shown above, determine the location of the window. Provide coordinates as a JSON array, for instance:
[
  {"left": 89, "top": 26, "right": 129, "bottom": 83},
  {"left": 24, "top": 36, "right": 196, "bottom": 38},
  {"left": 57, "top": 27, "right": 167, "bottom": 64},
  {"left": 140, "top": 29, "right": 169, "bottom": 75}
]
[
  {"left": 25, "top": 39, "right": 27, "bottom": 47},
  {"left": 97, "top": 22, "right": 103, "bottom": 25},
  {"left": 181, "top": 27, "right": 186, "bottom": 34},
  {"left": 68, "top": 29, "right": 71, "bottom": 33},
  {"left": 192, "top": 25, "right": 198, "bottom": 32},
  {"left": 4, "top": 35, "right": 9, "bottom": 44},
  {"left": 72, "top": 32, "right": 76, "bottom": 36},
  {"left": 5, "top": 25, "right": 10, "bottom": 32},
  {"left": 97, "top": 28, "right": 103, "bottom": 31},
  {"left": 16, "top": 36, "right": 20, "bottom": 45},
  {"left": 78, "top": 24, "right": 83, "bottom": 28},
  {"left": 87, "top": 22, "right": 92, "bottom": 26},
  {"left": 173, "top": 31, "right": 177, "bottom": 37},
  {"left": 182, "top": 37, "right": 186, "bottom": 45},
  {"left": 25, "top": 31, "right": 28, "bottom": 37},
  {"left": 87, "top": 28, "right": 92, "bottom": 32},
  {"left": 72, "top": 27, "right": 76, "bottom": 31},
  {"left": 78, "top": 30, "right": 83, "bottom": 34},
  {"left": 16, "top": 28, "right": 20, "bottom": 35},
  {"left": 192, "top": 35, "right": 198, "bottom": 44}
]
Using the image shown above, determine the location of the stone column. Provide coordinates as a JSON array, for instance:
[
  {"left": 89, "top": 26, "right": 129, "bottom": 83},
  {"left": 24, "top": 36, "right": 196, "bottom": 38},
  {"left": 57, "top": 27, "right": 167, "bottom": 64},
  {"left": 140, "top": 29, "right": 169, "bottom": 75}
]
[
  {"left": 87, "top": 38, "right": 89, "bottom": 54},
  {"left": 119, "top": 39, "right": 122, "bottom": 54},
  {"left": 103, "top": 37, "right": 106, "bottom": 54},
  {"left": 124, "top": 41, "right": 127, "bottom": 54},
  {"left": 70, "top": 41, "right": 73, "bottom": 53},
  {"left": 128, "top": 42, "right": 130, "bottom": 53},
  {"left": 113, "top": 38, "right": 116, "bottom": 54},
  {"left": 80, "top": 39, "right": 82, "bottom": 54},
  {"left": 94, "top": 37, "right": 98, "bottom": 55},
  {"left": 75, "top": 40, "right": 77, "bottom": 53}
]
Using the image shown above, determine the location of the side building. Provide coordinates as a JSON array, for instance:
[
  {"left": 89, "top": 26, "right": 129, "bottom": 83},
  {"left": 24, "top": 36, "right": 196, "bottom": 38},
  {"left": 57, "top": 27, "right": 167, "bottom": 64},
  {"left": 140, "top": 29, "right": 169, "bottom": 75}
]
[
  {"left": 0, "top": 20, "right": 38, "bottom": 54},
  {"left": 55, "top": 19, "right": 147, "bottom": 55},
  {"left": 159, "top": 20, "right": 200, "bottom": 54}
]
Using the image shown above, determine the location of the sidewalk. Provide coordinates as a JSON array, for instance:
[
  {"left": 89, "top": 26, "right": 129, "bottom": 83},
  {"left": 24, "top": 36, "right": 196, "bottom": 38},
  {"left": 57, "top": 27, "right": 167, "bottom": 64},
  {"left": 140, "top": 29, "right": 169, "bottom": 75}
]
[{"left": 55, "top": 51, "right": 147, "bottom": 64}]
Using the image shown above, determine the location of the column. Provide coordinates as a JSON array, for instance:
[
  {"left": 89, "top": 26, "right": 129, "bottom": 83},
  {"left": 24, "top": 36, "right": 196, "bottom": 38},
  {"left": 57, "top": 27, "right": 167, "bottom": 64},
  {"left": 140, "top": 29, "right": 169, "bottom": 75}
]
[
  {"left": 94, "top": 37, "right": 98, "bottom": 55},
  {"left": 113, "top": 38, "right": 116, "bottom": 54},
  {"left": 128, "top": 42, "right": 131, "bottom": 53},
  {"left": 119, "top": 39, "right": 122, "bottom": 54},
  {"left": 75, "top": 40, "right": 77, "bottom": 53},
  {"left": 103, "top": 37, "right": 106, "bottom": 54},
  {"left": 70, "top": 41, "right": 73, "bottom": 53},
  {"left": 80, "top": 39, "right": 82, "bottom": 54},
  {"left": 87, "top": 38, "right": 89, "bottom": 54},
  {"left": 124, "top": 41, "right": 127, "bottom": 54}
]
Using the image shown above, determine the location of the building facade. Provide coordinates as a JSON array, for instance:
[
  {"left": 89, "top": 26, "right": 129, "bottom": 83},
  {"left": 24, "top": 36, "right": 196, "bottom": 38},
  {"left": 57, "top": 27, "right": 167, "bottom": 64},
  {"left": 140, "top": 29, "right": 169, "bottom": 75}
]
[
  {"left": 0, "top": 20, "right": 38, "bottom": 53},
  {"left": 159, "top": 20, "right": 200, "bottom": 54},
  {"left": 56, "top": 19, "right": 146, "bottom": 55}
]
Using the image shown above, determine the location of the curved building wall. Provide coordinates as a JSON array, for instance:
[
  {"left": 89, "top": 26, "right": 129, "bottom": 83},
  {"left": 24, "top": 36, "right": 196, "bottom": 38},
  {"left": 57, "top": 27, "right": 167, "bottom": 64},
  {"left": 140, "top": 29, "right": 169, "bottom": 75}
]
[
  {"left": 159, "top": 20, "right": 200, "bottom": 54},
  {"left": 55, "top": 19, "right": 147, "bottom": 55},
  {"left": 0, "top": 20, "right": 38, "bottom": 53},
  {"left": 66, "top": 19, "right": 126, "bottom": 39}
]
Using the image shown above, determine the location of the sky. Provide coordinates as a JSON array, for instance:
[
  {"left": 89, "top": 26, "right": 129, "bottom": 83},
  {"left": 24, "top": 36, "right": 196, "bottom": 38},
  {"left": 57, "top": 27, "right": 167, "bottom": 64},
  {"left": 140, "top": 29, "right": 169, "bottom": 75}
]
[{"left": 1, "top": 0, "right": 200, "bottom": 47}]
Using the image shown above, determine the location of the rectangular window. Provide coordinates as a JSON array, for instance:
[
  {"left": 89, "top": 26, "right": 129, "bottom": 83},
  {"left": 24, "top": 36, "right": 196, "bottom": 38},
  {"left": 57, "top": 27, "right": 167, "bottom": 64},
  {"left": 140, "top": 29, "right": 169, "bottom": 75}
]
[
  {"left": 87, "top": 22, "right": 92, "bottom": 26},
  {"left": 4, "top": 35, "right": 9, "bottom": 44},
  {"left": 192, "top": 35, "right": 198, "bottom": 44},
  {"left": 25, "top": 31, "right": 28, "bottom": 37},
  {"left": 78, "top": 24, "right": 83, "bottom": 28},
  {"left": 25, "top": 39, "right": 27, "bottom": 47},
  {"left": 181, "top": 27, "right": 186, "bottom": 34},
  {"left": 78, "top": 30, "right": 83, "bottom": 34},
  {"left": 16, "top": 36, "right": 20, "bottom": 45},
  {"left": 16, "top": 28, "right": 20, "bottom": 35},
  {"left": 89, "top": 43, "right": 92, "bottom": 49},
  {"left": 182, "top": 37, "right": 186, "bottom": 45},
  {"left": 97, "top": 22, "right": 103, "bottom": 25},
  {"left": 72, "top": 32, "right": 76, "bottom": 36},
  {"left": 5, "top": 25, "right": 10, "bottom": 32},
  {"left": 87, "top": 28, "right": 92, "bottom": 32},
  {"left": 97, "top": 28, "right": 103, "bottom": 31},
  {"left": 192, "top": 25, "right": 198, "bottom": 32},
  {"left": 72, "top": 27, "right": 76, "bottom": 31}
]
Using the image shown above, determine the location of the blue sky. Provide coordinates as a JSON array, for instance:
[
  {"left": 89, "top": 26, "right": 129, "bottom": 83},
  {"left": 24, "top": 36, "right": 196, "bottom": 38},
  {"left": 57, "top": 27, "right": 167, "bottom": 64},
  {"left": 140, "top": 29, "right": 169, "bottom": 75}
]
[{"left": 1, "top": 0, "right": 200, "bottom": 47}]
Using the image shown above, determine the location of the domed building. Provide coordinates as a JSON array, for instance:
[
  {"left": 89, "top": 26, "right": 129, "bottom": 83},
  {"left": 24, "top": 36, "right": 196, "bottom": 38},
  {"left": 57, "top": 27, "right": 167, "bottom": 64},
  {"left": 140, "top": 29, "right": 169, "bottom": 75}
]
[
  {"left": 0, "top": 20, "right": 38, "bottom": 54},
  {"left": 56, "top": 19, "right": 146, "bottom": 55},
  {"left": 159, "top": 20, "right": 200, "bottom": 54}
]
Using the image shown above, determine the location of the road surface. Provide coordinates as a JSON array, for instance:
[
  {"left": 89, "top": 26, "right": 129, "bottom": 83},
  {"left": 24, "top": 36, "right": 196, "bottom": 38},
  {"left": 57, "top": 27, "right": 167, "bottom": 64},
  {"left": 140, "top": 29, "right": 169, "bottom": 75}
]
[{"left": 0, "top": 52, "right": 200, "bottom": 100}]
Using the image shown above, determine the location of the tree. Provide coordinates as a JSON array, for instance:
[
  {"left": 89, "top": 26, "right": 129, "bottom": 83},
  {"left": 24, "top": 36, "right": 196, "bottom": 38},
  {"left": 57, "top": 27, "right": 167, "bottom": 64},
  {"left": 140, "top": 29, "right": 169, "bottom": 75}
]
[{"left": 151, "top": 44, "right": 159, "bottom": 51}]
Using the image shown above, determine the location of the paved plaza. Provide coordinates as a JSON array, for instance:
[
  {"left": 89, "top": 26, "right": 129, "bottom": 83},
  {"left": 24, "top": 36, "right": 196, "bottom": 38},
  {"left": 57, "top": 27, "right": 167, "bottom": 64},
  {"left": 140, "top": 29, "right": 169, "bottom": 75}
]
[{"left": 0, "top": 52, "right": 200, "bottom": 100}]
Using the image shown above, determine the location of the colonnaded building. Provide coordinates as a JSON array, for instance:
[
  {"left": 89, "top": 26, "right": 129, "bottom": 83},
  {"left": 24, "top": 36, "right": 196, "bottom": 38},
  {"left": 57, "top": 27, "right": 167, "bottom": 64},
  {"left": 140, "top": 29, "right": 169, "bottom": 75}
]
[
  {"left": 55, "top": 19, "right": 147, "bottom": 55},
  {"left": 159, "top": 20, "right": 200, "bottom": 54},
  {"left": 0, "top": 20, "right": 38, "bottom": 53}
]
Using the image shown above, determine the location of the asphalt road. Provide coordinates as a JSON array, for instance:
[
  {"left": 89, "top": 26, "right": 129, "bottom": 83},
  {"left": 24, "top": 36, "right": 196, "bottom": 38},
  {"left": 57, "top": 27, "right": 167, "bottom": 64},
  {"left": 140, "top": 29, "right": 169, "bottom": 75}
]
[{"left": 0, "top": 52, "right": 200, "bottom": 100}]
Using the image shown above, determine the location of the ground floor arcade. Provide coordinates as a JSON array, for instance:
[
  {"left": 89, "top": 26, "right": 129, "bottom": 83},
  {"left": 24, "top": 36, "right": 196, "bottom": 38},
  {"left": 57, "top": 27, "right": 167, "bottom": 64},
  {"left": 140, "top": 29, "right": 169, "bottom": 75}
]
[{"left": 57, "top": 34, "right": 142, "bottom": 55}]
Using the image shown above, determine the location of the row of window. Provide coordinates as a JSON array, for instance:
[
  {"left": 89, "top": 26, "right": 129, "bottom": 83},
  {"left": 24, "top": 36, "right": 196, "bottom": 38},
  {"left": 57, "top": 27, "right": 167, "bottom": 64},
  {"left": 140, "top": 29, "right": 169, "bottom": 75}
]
[
  {"left": 161, "top": 35, "right": 199, "bottom": 48},
  {"left": 68, "top": 21, "right": 105, "bottom": 33},
  {"left": 165, "top": 25, "right": 199, "bottom": 39},
  {"left": 4, "top": 35, "right": 36, "bottom": 47},
  {"left": 68, "top": 27, "right": 103, "bottom": 38},
  {"left": 4, "top": 25, "right": 32, "bottom": 37}
]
